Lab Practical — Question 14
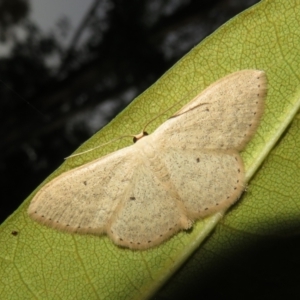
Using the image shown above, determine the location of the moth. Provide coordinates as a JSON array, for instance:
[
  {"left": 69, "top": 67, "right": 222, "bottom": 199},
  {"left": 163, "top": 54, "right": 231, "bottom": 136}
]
[{"left": 28, "top": 70, "right": 266, "bottom": 250}]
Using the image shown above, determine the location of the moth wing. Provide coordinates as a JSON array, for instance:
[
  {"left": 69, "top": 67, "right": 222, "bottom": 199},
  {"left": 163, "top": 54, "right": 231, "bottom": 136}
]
[
  {"left": 151, "top": 70, "right": 266, "bottom": 151},
  {"left": 107, "top": 161, "right": 192, "bottom": 250},
  {"left": 158, "top": 147, "right": 245, "bottom": 219},
  {"left": 28, "top": 146, "right": 139, "bottom": 235}
]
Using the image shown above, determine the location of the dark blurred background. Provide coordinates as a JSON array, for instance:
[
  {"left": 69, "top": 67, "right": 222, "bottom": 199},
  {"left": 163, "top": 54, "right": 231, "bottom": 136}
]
[{"left": 1, "top": 0, "right": 260, "bottom": 223}]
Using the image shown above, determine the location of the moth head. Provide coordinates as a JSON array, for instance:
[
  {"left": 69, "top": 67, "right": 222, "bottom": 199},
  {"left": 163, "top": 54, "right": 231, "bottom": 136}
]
[{"left": 133, "top": 131, "right": 148, "bottom": 143}]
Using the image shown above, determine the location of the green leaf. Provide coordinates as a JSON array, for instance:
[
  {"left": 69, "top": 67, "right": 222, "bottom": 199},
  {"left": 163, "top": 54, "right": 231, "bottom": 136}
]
[{"left": 1, "top": 0, "right": 300, "bottom": 299}]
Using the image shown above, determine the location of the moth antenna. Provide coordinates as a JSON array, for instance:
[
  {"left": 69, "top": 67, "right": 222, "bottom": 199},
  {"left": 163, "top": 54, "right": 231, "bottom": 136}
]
[
  {"left": 65, "top": 134, "right": 136, "bottom": 159},
  {"left": 142, "top": 86, "right": 208, "bottom": 132}
]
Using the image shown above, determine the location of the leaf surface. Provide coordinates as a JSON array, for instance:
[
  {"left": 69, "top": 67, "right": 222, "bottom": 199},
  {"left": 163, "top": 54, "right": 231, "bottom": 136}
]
[{"left": 1, "top": 0, "right": 300, "bottom": 299}]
